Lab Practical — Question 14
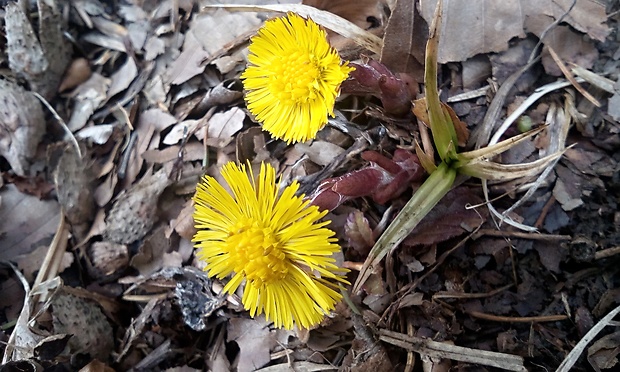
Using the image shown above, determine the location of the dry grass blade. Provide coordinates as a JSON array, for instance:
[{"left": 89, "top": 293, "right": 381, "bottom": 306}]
[
  {"left": 380, "top": 329, "right": 527, "bottom": 371},
  {"left": 571, "top": 65, "right": 616, "bottom": 93},
  {"left": 456, "top": 126, "right": 546, "bottom": 164},
  {"left": 556, "top": 304, "right": 620, "bottom": 372},
  {"left": 547, "top": 46, "right": 600, "bottom": 107},
  {"left": 201, "top": 4, "right": 383, "bottom": 54},
  {"left": 459, "top": 150, "right": 566, "bottom": 181}
]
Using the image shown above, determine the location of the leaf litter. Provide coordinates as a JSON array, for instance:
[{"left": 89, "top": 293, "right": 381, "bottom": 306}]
[{"left": 1, "top": 0, "right": 620, "bottom": 371}]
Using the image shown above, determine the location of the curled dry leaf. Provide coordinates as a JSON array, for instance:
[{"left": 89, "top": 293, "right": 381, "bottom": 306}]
[
  {"left": 54, "top": 146, "right": 96, "bottom": 241},
  {"left": 0, "top": 79, "right": 45, "bottom": 176},
  {"left": 104, "top": 169, "right": 171, "bottom": 244},
  {"left": 5, "top": 1, "right": 71, "bottom": 99}
]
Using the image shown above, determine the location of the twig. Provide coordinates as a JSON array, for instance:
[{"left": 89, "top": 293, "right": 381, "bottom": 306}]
[
  {"left": 466, "top": 311, "right": 568, "bottom": 323},
  {"left": 379, "top": 329, "right": 527, "bottom": 371},
  {"left": 472, "top": 229, "right": 571, "bottom": 241},
  {"left": 547, "top": 46, "right": 600, "bottom": 107},
  {"left": 595, "top": 246, "right": 620, "bottom": 260},
  {"left": 433, "top": 283, "right": 513, "bottom": 300},
  {"left": 556, "top": 304, "right": 620, "bottom": 372}
]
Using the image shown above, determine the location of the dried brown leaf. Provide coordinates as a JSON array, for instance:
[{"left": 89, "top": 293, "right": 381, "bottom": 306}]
[
  {"left": 403, "top": 187, "right": 485, "bottom": 246},
  {"left": 380, "top": 0, "right": 425, "bottom": 75}
]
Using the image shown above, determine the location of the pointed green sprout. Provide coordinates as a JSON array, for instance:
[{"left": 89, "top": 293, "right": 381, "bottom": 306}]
[{"left": 353, "top": 0, "right": 566, "bottom": 292}]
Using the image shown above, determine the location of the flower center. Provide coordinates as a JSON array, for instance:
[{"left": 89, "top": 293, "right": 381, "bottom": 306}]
[
  {"left": 226, "top": 221, "right": 288, "bottom": 288},
  {"left": 269, "top": 51, "right": 320, "bottom": 105}
]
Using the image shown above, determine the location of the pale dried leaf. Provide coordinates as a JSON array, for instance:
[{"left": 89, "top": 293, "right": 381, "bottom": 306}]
[
  {"left": 139, "top": 108, "right": 178, "bottom": 132},
  {"left": 76, "top": 124, "right": 116, "bottom": 144},
  {"left": 67, "top": 73, "right": 111, "bottom": 132},
  {"left": 204, "top": 4, "right": 383, "bottom": 54},
  {"left": 108, "top": 57, "right": 138, "bottom": 97},
  {"left": 15, "top": 243, "right": 73, "bottom": 283},
  {"left": 198, "top": 107, "right": 245, "bottom": 141},
  {"left": 295, "top": 141, "right": 345, "bottom": 166},
  {"left": 166, "top": 31, "right": 210, "bottom": 85}
]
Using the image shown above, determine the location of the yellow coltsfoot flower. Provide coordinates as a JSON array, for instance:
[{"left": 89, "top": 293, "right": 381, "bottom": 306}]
[
  {"left": 241, "top": 13, "right": 354, "bottom": 144},
  {"left": 192, "top": 161, "right": 348, "bottom": 329}
]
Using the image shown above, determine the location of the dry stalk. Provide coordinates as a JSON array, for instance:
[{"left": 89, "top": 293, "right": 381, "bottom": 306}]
[{"left": 379, "top": 329, "right": 527, "bottom": 371}]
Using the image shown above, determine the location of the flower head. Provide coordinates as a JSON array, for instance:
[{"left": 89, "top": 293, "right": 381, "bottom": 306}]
[
  {"left": 241, "top": 13, "right": 354, "bottom": 144},
  {"left": 192, "top": 161, "right": 348, "bottom": 329}
]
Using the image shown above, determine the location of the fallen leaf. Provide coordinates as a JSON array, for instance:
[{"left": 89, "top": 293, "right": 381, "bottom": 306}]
[
  {"left": 130, "top": 226, "right": 172, "bottom": 276},
  {"left": 380, "top": 0, "right": 426, "bottom": 75},
  {"left": 344, "top": 210, "right": 375, "bottom": 257},
  {"left": 139, "top": 108, "right": 178, "bottom": 132},
  {"left": 59, "top": 58, "right": 92, "bottom": 92},
  {"left": 587, "top": 330, "right": 620, "bottom": 370},
  {"left": 197, "top": 107, "right": 245, "bottom": 141},
  {"left": 76, "top": 124, "right": 116, "bottom": 144},
  {"left": 403, "top": 187, "right": 486, "bottom": 246},
  {"left": 15, "top": 243, "right": 73, "bottom": 282}
]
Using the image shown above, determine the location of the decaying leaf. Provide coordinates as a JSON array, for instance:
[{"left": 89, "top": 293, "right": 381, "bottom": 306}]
[
  {"left": 104, "top": 169, "right": 171, "bottom": 244},
  {"left": 403, "top": 187, "right": 486, "bottom": 246},
  {"left": 51, "top": 290, "right": 114, "bottom": 361},
  {"left": 54, "top": 146, "right": 96, "bottom": 241}
]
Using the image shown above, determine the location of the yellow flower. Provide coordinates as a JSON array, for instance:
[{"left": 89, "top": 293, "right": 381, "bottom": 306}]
[
  {"left": 241, "top": 13, "right": 354, "bottom": 144},
  {"left": 192, "top": 161, "right": 348, "bottom": 329}
]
